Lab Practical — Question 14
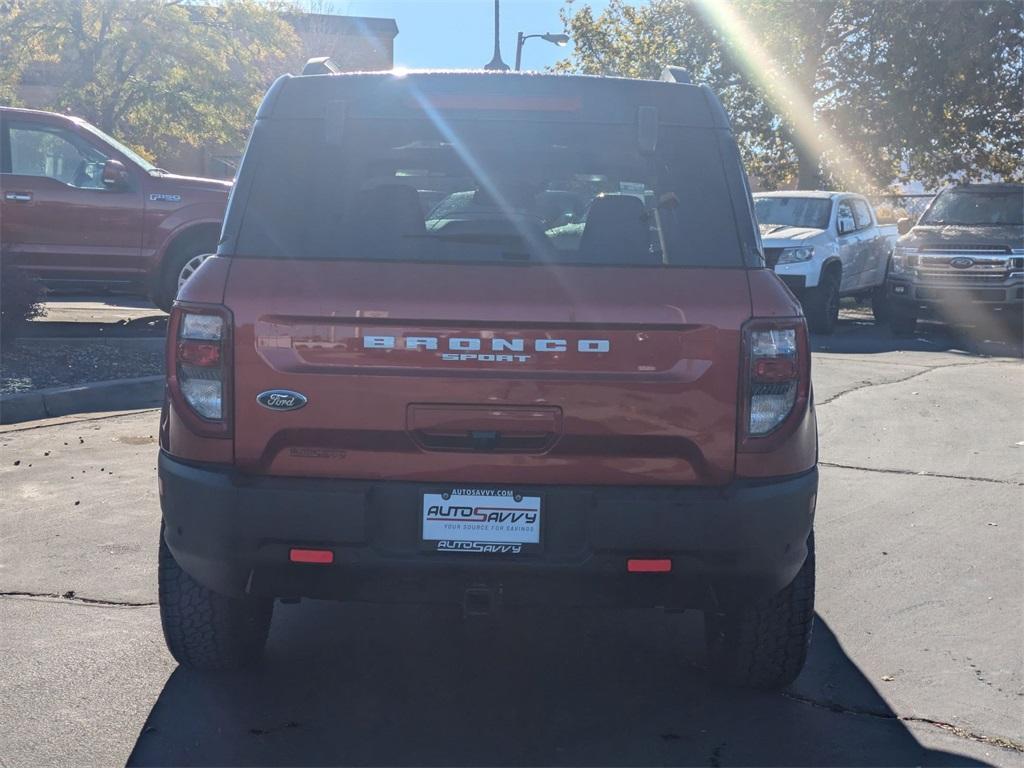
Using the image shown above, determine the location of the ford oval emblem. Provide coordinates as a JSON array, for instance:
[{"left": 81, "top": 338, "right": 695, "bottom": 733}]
[
  {"left": 256, "top": 390, "right": 308, "bottom": 411},
  {"left": 949, "top": 257, "right": 975, "bottom": 269}
]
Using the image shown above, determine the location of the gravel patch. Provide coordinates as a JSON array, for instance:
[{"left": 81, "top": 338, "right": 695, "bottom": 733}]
[{"left": 0, "top": 339, "right": 164, "bottom": 394}]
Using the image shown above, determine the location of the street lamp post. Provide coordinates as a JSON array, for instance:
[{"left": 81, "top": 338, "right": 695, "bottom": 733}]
[
  {"left": 483, "top": 0, "right": 509, "bottom": 71},
  {"left": 514, "top": 32, "right": 570, "bottom": 71}
]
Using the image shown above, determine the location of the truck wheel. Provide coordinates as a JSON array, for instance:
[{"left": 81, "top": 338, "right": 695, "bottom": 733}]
[
  {"left": 153, "top": 244, "right": 214, "bottom": 313},
  {"left": 870, "top": 285, "right": 890, "bottom": 324},
  {"left": 704, "top": 535, "right": 815, "bottom": 690},
  {"left": 158, "top": 526, "right": 273, "bottom": 671},
  {"left": 804, "top": 271, "right": 840, "bottom": 335},
  {"left": 890, "top": 311, "right": 918, "bottom": 337}
]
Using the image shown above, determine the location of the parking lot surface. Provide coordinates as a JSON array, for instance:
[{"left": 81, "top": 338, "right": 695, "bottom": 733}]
[{"left": 1, "top": 311, "right": 1021, "bottom": 767}]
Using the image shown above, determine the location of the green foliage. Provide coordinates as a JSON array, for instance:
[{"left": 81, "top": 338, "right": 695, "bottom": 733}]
[
  {"left": 557, "top": 0, "right": 1023, "bottom": 190},
  {"left": 0, "top": 0, "right": 300, "bottom": 160}
]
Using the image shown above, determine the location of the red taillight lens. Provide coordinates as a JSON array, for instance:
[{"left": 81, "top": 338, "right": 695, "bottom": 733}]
[
  {"left": 177, "top": 340, "right": 221, "bottom": 367},
  {"left": 167, "top": 305, "right": 232, "bottom": 435},
  {"left": 741, "top": 319, "right": 809, "bottom": 440}
]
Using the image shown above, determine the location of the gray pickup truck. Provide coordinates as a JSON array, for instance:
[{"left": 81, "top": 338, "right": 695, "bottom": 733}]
[{"left": 886, "top": 183, "right": 1024, "bottom": 336}]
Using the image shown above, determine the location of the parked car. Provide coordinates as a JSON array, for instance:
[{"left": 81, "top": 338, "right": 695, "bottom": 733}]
[
  {"left": 0, "top": 106, "right": 230, "bottom": 311},
  {"left": 157, "top": 67, "right": 818, "bottom": 690},
  {"left": 754, "top": 191, "right": 899, "bottom": 333},
  {"left": 887, "top": 183, "right": 1024, "bottom": 336}
]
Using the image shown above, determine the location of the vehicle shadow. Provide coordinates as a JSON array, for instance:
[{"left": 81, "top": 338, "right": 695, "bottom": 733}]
[
  {"left": 814, "top": 307, "right": 1022, "bottom": 359},
  {"left": 128, "top": 603, "right": 986, "bottom": 767}
]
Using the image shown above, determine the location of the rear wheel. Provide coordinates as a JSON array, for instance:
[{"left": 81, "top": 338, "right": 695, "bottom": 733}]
[
  {"left": 158, "top": 526, "right": 273, "bottom": 671},
  {"left": 153, "top": 242, "right": 215, "bottom": 313},
  {"left": 704, "top": 535, "right": 815, "bottom": 690},
  {"left": 804, "top": 270, "right": 840, "bottom": 335}
]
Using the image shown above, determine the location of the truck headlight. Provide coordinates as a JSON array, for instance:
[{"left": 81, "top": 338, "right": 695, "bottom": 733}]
[
  {"left": 776, "top": 246, "right": 814, "bottom": 264},
  {"left": 891, "top": 246, "right": 918, "bottom": 275}
]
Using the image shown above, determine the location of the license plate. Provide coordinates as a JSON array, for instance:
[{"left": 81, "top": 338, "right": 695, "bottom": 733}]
[{"left": 422, "top": 489, "right": 541, "bottom": 554}]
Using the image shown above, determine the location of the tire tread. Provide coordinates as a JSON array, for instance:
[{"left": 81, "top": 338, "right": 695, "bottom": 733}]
[
  {"left": 705, "top": 535, "right": 815, "bottom": 690},
  {"left": 158, "top": 530, "right": 272, "bottom": 671}
]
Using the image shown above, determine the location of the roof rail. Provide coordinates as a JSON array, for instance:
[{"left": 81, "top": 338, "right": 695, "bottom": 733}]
[
  {"left": 660, "top": 66, "right": 693, "bottom": 85},
  {"left": 302, "top": 56, "right": 341, "bottom": 76}
]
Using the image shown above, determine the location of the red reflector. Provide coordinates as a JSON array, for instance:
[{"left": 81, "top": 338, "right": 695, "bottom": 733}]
[
  {"left": 289, "top": 548, "right": 334, "bottom": 564},
  {"left": 627, "top": 558, "right": 672, "bottom": 573},
  {"left": 177, "top": 340, "right": 221, "bottom": 367},
  {"left": 753, "top": 357, "right": 798, "bottom": 382}
]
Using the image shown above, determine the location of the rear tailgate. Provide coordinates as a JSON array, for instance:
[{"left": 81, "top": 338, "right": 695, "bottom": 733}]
[{"left": 226, "top": 260, "right": 751, "bottom": 486}]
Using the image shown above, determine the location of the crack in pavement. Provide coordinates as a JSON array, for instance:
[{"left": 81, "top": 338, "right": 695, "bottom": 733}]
[
  {"left": 820, "top": 461, "right": 1023, "bottom": 487},
  {"left": 0, "top": 591, "right": 156, "bottom": 608},
  {"left": 815, "top": 359, "right": 1014, "bottom": 408},
  {"left": 781, "top": 691, "right": 1024, "bottom": 753}
]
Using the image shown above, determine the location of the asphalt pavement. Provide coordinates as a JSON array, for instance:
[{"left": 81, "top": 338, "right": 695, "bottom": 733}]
[{"left": 1, "top": 309, "right": 1021, "bottom": 767}]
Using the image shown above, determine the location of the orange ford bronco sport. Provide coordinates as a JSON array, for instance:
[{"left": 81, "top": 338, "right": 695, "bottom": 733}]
[{"left": 158, "top": 68, "right": 818, "bottom": 689}]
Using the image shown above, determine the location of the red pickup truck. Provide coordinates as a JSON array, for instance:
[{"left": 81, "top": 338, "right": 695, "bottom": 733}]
[
  {"left": 0, "top": 106, "right": 230, "bottom": 310},
  {"left": 158, "top": 69, "right": 818, "bottom": 690}
]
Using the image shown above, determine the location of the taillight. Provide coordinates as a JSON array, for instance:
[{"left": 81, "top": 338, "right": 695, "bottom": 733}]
[
  {"left": 740, "top": 318, "right": 810, "bottom": 444},
  {"left": 167, "top": 305, "right": 232, "bottom": 436}
]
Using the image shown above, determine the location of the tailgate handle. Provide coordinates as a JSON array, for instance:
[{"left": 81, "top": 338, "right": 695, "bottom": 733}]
[{"left": 407, "top": 405, "right": 562, "bottom": 454}]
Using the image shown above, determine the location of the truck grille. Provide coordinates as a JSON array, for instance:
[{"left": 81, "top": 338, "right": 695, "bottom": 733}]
[{"left": 916, "top": 251, "right": 1017, "bottom": 283}]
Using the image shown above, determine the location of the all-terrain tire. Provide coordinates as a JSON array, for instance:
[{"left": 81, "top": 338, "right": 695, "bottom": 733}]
[
  {"left": 158, "top": 527, "right": 273, "bottom": 671},
  {"left": 804, "top": 270, "right": 840, "bottom": 335},
  {"left": 890, "top": 310, "right": 918, "bottom": 337},
  {"left": 704, "top": 535, "right": 815, "bottom": 690}
]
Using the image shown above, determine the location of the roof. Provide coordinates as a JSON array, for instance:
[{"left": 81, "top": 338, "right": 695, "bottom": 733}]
[
  {"left": 263, "top": 71, "right": 729, "bottom": 130},
  {"left": 287, "top": 13, "right": 398, "bottom": 39},
  {"left": 0, "top": 105, "right": 72, "bottom": 121}
]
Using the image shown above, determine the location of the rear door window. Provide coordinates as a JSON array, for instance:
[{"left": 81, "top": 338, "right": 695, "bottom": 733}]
[
  {"left": 851, "top": 198, "right": 873, "bottom": 230},
  {"left": 234, "top": 115, "right": 745, "bottom": 267}
]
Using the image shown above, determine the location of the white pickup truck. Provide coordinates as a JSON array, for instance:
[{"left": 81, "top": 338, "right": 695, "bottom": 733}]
[{"left": 754, "top": 191, "right": 899, "bottom": 333}]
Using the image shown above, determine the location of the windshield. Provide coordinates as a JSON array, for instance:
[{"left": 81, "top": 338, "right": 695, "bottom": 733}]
[
  {"left": 920, "top": 187, "right": 1024, "bottom": 226},
  {"left": 71, "top": 118, "right": 157, "bottom": 172},
  {"left": 233, "top": 116, "right": 745, "bottom": 267},
  {"left": 754, "top": 196, "right": 832, "bottom": 231}
]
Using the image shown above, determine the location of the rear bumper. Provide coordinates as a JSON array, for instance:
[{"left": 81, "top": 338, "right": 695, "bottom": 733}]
[{"left": 159, "top": 452, "right": 817, "bottom": 611}]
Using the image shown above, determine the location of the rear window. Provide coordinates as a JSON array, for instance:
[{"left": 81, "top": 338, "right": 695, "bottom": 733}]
[
  {"left": 754, "top": 197, "right": 832, "bottom": 231},
  {"left": 232, "top": 114, "right": 746, "bottom": 267}
]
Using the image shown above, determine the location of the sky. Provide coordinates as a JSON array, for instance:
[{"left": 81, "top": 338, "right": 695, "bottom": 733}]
[{"left": 336, "top": 0, "right": 614, "bottom": 71}]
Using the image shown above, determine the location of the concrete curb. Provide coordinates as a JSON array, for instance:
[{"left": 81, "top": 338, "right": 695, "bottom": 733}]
[{"left": 0, "top": 376, "right": 163, "bottom": 425}]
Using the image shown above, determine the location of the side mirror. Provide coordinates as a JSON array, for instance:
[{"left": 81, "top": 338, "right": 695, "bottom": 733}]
[
  {"left": 897, "top": 216, "right": 913, "bottom": 236},
  {"left": 837, "top": 216, "right": 855, "bottom": 235},
  {"left": 101, "top": 159, "right": 130, "bottom": 189}
]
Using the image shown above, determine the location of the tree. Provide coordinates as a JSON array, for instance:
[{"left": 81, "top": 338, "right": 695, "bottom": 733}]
[
  {"left": 556, "top": 0, "right": 1023, "bottom": 190},
  {"left": 0, "top": 0, "right": 299, "bottom": 160}
]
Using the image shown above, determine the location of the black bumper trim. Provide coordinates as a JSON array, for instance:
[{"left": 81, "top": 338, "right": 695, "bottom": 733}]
[{"left": 159, "top": 452, "right": 817, "bottom": 610}]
